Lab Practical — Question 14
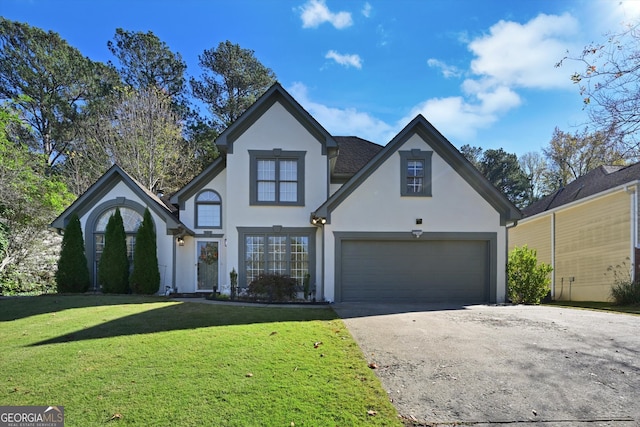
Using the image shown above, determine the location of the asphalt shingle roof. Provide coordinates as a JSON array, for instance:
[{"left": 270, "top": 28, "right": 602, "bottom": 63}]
[
  {"left": 522, "top": 162, "right": 640, "bottom": 217},
  {"left": 333, "top": 136, "right": 383, "bottom": 176}
]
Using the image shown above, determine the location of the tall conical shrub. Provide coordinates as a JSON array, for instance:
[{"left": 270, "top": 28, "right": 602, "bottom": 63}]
[
  {"left": 56, "top": 212, "right": 90, "bottom": 293},
  {"left": 130, "top": 208, "right": 160, "bottom": 294},
  {"left": 98, "top": 208, "right": 130, "bottom": 293}
]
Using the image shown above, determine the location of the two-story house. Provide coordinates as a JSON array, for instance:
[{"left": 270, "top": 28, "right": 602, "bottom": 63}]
[{"left": 51, "top": 83, "right": 520, "bottom": 303}]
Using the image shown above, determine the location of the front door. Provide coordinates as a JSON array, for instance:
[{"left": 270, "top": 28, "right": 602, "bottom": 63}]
[{"left": 197, "top": 241, "right": 219, "bottom": 291}]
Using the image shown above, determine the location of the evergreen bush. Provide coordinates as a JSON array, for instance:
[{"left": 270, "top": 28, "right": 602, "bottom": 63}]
[
  {"left": 55, "top": 212, "right": 90, "bottom": 293},
  {"left": 247, "top": 273, "right": 297, "bottom": 302},
  {"left": 98, "top": 208, "right": 129, "bottom": 293},
  {"left": 130, "top": 208, "right": 160, "bottom": 294},
  {"left": 507, "top": 245, "right": 553, "bottom": 304}
]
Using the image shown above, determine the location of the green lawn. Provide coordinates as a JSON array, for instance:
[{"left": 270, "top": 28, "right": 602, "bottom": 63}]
[
  {"left": 546, "top": 300, "right": 640, "bottom": 315},
  {"left": 0, "top": 295, "right": 401, "bottom": 426}
]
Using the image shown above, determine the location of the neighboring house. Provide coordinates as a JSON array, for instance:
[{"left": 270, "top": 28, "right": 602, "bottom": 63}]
[
  {"left": 51, "top": 83, "right": 520, "bottom": 303},
  {"left": 509, "top": 163, "right": 640, "bottom": 302}
]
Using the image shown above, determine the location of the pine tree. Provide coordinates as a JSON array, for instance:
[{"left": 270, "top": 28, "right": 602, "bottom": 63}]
[
  {"left": 98, "top": 208, "right": 129, "bottom": 293},
  {"left": 130, "top": 208, "right": 160, "bottom": 294},
  {"left": 55, "top": 212, "right": 90, "bottom": 293}
]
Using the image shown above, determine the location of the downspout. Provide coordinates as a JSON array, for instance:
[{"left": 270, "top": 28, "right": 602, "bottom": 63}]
[
  {"left": 310, "top": 213, "right": 327, "bottom": 302},
  {"left": 172, "top": 233, "right": 177, "bottom": 294},
  {"left": 626, "top": 185, "right": 637, "bottom": 282},
  {"left": 551, "top": 212, "right": 556, "bottom": 299},
  {"left": 505, "top": 219, "right": 518, "bottom": 303},
  {"left": 320, "top": 225, "right": 325, "bottom": 302}
]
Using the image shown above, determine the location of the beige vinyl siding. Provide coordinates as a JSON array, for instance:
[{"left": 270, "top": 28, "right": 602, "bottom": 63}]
[
  {"left": 554, "top": 191, "right": 630, "bottom": 302},
  {"left": 509, "top": 215, "right": 552, "bottom": 266}
]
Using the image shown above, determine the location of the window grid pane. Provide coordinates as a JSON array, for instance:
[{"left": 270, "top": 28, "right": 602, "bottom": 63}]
[
  {"left": 279, "top": 160, "right": 297, "bottom": 202},
  {"left": 257, "top": 160, "right": 275, "bottom": 180},
  {"left": 290, "top": 236, "right": 309, "bottom": 285},
  {"left": 268, "top": 236, "right": 287, "bottom": 275},
  {"left": 197, "top": 190, "right": 220, "bottom": 202},
  {"left": 95, "top": 208, "right": 142, "bottom": 232},
  {"left": 279, "top": 160, "right": 297, "bottom": 181},
  {"left": 245, "top": 236, "right": 265, "bottom": 285},
  {"left": 279, "top": 182, "right": 297, "bottom": 202},
  {"left": 257, "top": 182, "right": 276, "bottom": 201},
  {"left": 407, "top": 160, "right": 424, "bottom": 193},
  {"left": 255, "top": 158, "right": 299, "bottom": 203},
  {"left": 244, "top": 234, "right": 310, "bottom": 287},
  {"left": 197, "top": 204, "right": 221, "bottom": 227}
]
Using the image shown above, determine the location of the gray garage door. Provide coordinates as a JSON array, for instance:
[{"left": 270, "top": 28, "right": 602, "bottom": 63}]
[{"left": 340, "top": 239, "right": 489, "bottom": 303}]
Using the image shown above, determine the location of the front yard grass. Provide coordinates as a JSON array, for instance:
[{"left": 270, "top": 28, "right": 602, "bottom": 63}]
[
  {"left": 0, "top": 295, "right": 401, "bottom": 426},
  {"left": 546, "top": 300, "right": 640, "bottom": 316}
]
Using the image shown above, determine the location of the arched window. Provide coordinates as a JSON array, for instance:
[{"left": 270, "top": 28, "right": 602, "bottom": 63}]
[
  {"left": 94, "top": 207, "right": 143, "bottom": 267},
  {"left": 196, "top": 190, "right": 221, "bottom": 228}
]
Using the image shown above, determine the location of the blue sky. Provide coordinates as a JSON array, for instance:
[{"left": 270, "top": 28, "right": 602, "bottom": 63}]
[{"left": 3, "top": 0, "right": 640, "bottom": 156}]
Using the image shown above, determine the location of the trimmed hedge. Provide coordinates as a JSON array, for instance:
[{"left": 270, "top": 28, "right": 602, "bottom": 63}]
[
  {"left": 56, "top": 212, "right": 90, "bottom": 293},
  {"left": 98, "top": 208, "right": 130, "bottom": 294},
  {"left": 130, "top": 208, "right": 160, "bottom": 295}
]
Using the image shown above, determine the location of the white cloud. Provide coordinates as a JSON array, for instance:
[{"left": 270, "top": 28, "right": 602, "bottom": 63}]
[
  {"left": 288, "top": 82, "right": 395, "bottom": 143},
  {"left": 362, "top": 2, "right": 372, "bottom": 18},
  {"left": 586, "top": 0, "right": 640, "bottom": 34},
  {"left": 325, "top": 50, "right": 362, "bottom": 69},
  {"left": 427, "top": 58, "right": 462, "bottom": 79},
  {"left": 299, "top": 0, "right": 353, "bottom": 29},
  {"left": 402, "top": 87, "right": 521, "bottom": 141},
  {"left": 412, "top": 12, "right": 580, "bottom": 142},
  {"left": 468, "top": 13, "right": 579, "bottom": 89},
  {"left": 289, "top": 12, "right": 584, "bottom": 145}
]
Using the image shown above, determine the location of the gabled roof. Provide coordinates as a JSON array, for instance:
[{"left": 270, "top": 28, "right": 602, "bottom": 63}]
[
  {"left": 314, "top": 115, "right": 522, "bottom": 225},
  {"left": 51, "top": 164, "right": 192, "bottom": 234},
  {"left": 332, "top": 136, "right": 383, "bottom": 180},
  {"left": 169, "top": 156, "right": 226, "bottom": 208},
  {"left": 523, "top": 163, "right": 640, "bottom": 218},
  {"left": 216, "top": 82, "right": 338, "bottom": 155}
]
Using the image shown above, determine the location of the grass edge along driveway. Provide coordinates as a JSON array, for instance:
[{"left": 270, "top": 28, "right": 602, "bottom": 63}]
[{"left": 0, "top": 295, "right": 401, "bottom": 426}]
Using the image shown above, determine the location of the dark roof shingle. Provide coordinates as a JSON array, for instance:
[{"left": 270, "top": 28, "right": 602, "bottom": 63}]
[
  {"left": 522, "top": 163, "right": 640, "bottom": 217},
  {"left": 333, "top": 136, "right": 383, "bottom": 176}
]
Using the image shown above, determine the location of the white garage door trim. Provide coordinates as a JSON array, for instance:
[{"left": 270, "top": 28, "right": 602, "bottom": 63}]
[{"left": 334, "top": 232, "right": 497, "bottom": 303}]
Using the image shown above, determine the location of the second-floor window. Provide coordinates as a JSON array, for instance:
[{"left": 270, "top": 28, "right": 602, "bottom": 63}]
[
  {"left": 250, "top": 150, "right": 306, "bottom": 206},
  {"left": 196, "top": 190, "right": 222, "bottom": 228},
  {"left": 400, "top": 149, "right": 432, "bottom": 197}
]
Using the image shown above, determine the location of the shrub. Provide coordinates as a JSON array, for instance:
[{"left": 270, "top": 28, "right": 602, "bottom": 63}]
[
  {"left": 98, "top": 208, "right": 129, "bottom": 294},
  {"left": 303, "top": 272, "right": 311, "bottom": 301},
  {"left": 230, "top": 268, "right": 238, "bottom": 300},
  {"left": 247, "top": 273, "right": 297, "bottom": 302},
  {"left": 130, "top": 208, "right": 160, "bottom": 294},
  {"left": 608, "top": 261, "right": 640, "bottom": 305},
  {"left": 610, "top": 281, "right": 640, "bottom": 305},
  {"left": 507, "top": 245, "right": 553, "bottom": 305},
  {"left": 56, "top": 212, "right": 90, "bottom": 293},
  {"left": 1, "top": 269, "right": 56, "bottom": 295}
]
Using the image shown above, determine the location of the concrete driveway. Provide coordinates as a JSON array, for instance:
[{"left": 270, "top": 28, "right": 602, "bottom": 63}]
[{"left": 333, "top": 303, "right": 640, "bottom": 426}]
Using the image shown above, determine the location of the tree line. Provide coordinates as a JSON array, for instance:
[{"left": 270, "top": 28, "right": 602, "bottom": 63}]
[
  {"left": 0, "top": 18, "right": 276, "bottom": 293},
  {"left": 1, "top": 17, "right": 638, "bottom": 293}
]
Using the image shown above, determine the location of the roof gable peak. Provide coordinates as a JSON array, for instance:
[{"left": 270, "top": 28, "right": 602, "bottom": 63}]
[{"left": 215, "top": 82, "right": 337, "bottom": 155}]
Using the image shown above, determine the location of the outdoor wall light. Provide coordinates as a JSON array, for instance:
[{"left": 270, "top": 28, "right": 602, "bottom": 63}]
[
  {"left": 310, "top": 214, "right": 327, "bottom": 225},
  {"left": 176, "top": 236, "right": 185, "bottom": 246},
  {"left": 411, "top": 229, "right": 423, "bottom": 238}
]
